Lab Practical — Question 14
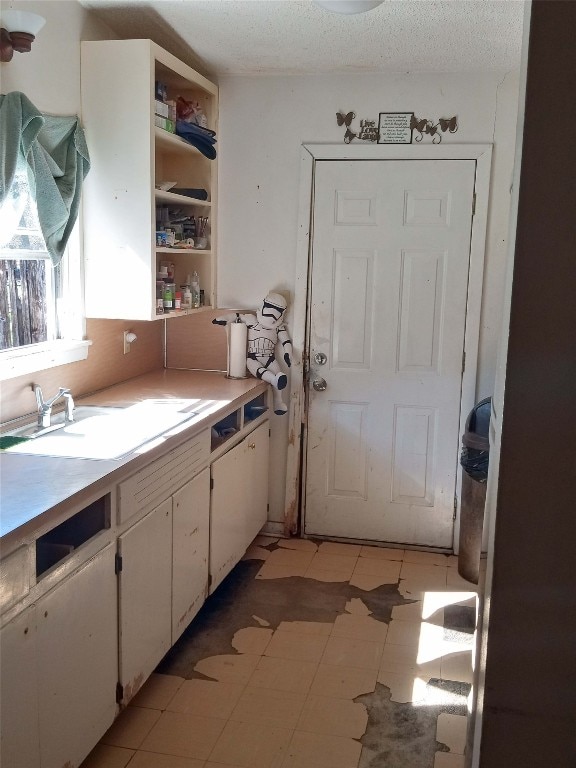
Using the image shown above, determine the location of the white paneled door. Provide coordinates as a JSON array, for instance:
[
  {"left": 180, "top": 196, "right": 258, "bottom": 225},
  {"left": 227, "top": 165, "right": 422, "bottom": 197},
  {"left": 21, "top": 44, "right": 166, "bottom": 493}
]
[{"left": 304, "top": 159, "right": 476, "bottom": 548}]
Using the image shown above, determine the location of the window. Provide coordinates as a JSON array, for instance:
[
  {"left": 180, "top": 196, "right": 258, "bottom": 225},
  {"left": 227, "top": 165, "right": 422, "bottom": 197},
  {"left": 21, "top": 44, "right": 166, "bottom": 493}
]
[
  {"left": 0, "top": 162, "right": 89, "bottom": 380},
  {"left": 1, "top": 163, "right": 57, "bottom": 349}
]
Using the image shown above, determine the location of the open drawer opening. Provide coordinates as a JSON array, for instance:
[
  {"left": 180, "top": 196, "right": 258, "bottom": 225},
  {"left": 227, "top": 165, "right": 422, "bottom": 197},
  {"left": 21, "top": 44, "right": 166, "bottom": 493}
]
[
  {"left": 211, "top": 410, "right": 241, "bottom": 451},
  {"left": 243, "top": 393, "right": 268, "bottom": 424},
  {"left": 36, "top": 495, "right": 111, "bottom": 578}
]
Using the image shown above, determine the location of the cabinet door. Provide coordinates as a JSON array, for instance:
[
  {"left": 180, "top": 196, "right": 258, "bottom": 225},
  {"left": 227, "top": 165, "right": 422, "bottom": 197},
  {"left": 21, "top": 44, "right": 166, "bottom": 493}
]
[
  {"left": 210, "top": 439, "right": 249, "bottom": 594},
  {"left": 172, "top": 468, "right": 210, "bottom": 643},
  {"left": 0, "top": 605, "right": 40, "bottom": 768},
  {"left": 210, "top": 423, "right": 270, "bottom": 594},
  {"left": 118, "top": 499, "right": 172, "bottom": 703},
  {"left": 37, "top": 544, "right": 117, "bottom": 768},
  {"left": 244, "top": 421, "right": 270, "bottom": 548}
]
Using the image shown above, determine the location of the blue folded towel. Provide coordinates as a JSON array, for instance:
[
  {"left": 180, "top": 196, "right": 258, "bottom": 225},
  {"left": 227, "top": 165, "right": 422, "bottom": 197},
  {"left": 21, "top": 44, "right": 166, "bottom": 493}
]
[{"left": 175, "top": 120, "right": 217, "bottom": 159}]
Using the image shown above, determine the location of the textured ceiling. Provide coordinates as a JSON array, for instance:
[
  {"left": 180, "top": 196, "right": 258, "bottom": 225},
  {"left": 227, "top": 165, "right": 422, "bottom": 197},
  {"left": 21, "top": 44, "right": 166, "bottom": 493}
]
[{"left": 79, "top": 0, "right": 525, "bottom": 77}]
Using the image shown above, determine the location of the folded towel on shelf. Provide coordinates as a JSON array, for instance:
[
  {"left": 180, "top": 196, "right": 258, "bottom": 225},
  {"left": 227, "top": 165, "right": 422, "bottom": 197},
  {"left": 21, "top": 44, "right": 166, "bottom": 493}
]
[{"left": 175, "top": 120, "right": 217, "bottom": 159}]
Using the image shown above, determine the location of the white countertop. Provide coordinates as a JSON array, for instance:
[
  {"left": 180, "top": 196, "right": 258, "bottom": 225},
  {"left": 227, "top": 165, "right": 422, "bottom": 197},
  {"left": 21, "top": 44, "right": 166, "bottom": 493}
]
[{"left": 0, "top": 370, "right": 267, "bottom": 546}]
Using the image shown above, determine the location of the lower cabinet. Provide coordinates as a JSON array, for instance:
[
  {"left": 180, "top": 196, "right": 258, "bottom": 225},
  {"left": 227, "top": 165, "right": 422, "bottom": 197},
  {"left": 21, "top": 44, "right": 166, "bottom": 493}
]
[
  {"left": 118, "top": 499, "right": 173, "bottom": 704},
  {"left": 172, "top": 468, "right": 210, "bottom": 644},
  {"left": 0, "top": 409, "right": 268, "bottom": 766},
  {"left": 0, "top": 543, "right": 118, "bottom": 768},
  {"left": 0, "top": 604, "right": 39, "bottom": 768},
  {"left": 210, "top": 421, "right": 269, "bottom": 593},
  {"left": 118, "top": 468, "right": 211, "bottom": 704}
]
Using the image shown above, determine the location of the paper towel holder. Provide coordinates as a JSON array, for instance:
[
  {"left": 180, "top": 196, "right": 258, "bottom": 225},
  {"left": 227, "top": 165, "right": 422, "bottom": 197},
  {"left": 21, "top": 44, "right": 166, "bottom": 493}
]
[{"left": 226, "top": 320, "right": 248, "bottom": 379}]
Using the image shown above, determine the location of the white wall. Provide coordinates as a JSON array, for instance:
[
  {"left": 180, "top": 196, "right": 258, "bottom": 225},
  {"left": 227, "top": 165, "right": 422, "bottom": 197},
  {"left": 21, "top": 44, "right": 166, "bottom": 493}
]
[
  {"left": 218, "top": 70, "right": 520, "bottom": 524},
  {"left": 1, "top": 0, "right": 113, "bottom": 111}
]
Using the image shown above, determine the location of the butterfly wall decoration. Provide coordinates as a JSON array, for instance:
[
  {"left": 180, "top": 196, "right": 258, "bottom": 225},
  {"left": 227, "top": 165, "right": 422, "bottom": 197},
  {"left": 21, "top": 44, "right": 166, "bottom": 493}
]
[
  {"left": 410, "top": 115, "right": 458, "bottom": 143},
  {"left": 336, "top": 112, "right": 379, "bottom": 144},
  {"left": 336, "top": 111, "right": 357, "bottom": 143}
]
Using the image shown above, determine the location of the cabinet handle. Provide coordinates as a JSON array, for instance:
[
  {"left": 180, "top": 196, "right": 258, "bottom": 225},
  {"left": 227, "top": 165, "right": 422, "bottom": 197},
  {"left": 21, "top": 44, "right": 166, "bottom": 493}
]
[{"left": 248, "top": 442, "right": 256, "bottom": 449}]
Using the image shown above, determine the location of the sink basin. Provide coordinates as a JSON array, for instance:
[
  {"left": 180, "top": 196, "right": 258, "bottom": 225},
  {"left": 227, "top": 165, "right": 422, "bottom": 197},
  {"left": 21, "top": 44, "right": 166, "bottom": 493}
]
[
  {"left": 2, "top": 400, "right": 202, "bottom": 460},
  {"left": 6, "top": 406, "right": 123, "bottom": 440}
]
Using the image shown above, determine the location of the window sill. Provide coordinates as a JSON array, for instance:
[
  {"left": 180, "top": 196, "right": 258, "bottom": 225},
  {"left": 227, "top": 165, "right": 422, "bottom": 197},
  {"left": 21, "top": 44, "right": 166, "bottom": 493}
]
[{"left": 0, "top": 340, "right": 92, "bottom": 382}]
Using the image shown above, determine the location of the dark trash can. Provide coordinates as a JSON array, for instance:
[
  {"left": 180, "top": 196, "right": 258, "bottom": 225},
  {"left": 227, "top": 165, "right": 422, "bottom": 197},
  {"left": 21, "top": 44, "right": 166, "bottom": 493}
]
[{"left": 458, "top": 397, "right": 491, "bottom": 584}]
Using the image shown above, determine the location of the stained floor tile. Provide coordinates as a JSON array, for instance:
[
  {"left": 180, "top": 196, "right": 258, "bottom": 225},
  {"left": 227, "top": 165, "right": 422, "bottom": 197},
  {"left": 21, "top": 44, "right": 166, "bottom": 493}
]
[
  {"left": 231, "top": 627, "right": 274, "bottom": 655},
  {"left": 322, "top": 634, "right": 384, "bottom": 670},
  {"left": 440, "top": 651, "right": 473, "bottom": 684},
  {"left": 332, "top": 613, "right": 388, "bottom": 644},
  {"left": 283, "top": 729, "right": 362, "bottom": 768},
  {"left": 139, "top": 711, "right": 226, "bottom": 760},
  {"left": 377, "top": 670, "right": 429, "bottom": 704},
  {"left": 80, "top": 744, "right": 135, "bottom": 768},
  {"left": 128, "top": 753, "right": 206, "bottom": 768},
  {"left": 249, "top": 655, "right": 319, "bottom": 694},
  {"left": 194, "top": 653, "right": 261, "bottom": 684},
  {"left": 400, "top": 563, "right": 448, "bottom": 591},
  {"left": 265, "top": 548, "right": 316, "bottom": 569},
  {"left": 359, "top": 545, "right": 404, "bottom": 561},
  {"left": 100, "top": 707, "right": 162, "bottom": 750},
  {"left": 349, "top": 572, "right": 397, "bottom": 591},
  {"left": 305, "top": 566, "right": 352, "bottom": 583},
  {"left": 402, "top": 550, "right": 455, "bottom": 567},
  {"left": 385, "top": 619, "right": 423, "bottom": 648},
  {"left": 317, "top": 541, "right": 362, "bottom": 557},
  {"left": 253, "top": 536, "right": 278, "bottom": 546},
  {"left": 229, "top": 685, "right": 306, "bottom": 728},
  {"left": 434, "top": 753, "right": 466, "bottom": 767},
  {"left": 436, "top": 713, "right": 468, "bottom": 754},
  {"left": 128, "top": 673, "right": 184, "bottom": 711},
  {"left": 277, "top": 538, "right": 318, "bottom": 552},
  {"left": 208, "top": 719, "right": 293, "bottom": 767},
  {"left": 167, "top": 679, "right": 245, "bottom": 719},
  {"left": 309, "top": 552, "right": 358, "bottom": 575},
  {"left": 242, "top": 545, "right": 271, "bottom": 561},
  {"left": 297, "top": 695, "right": 368, "bottom": 738},
  {"left": 353, "top": 558, "right": 402, "bottom": 580},
  {"left": 277, "top": 620, "right": 332, "bottom": 637},
  {"left": 344, "top": 597, "right": 372, "bottom": 616},
  {"left": 380, "top": 642, "right": 442, "bottom": 678},
  {"left": 256, "top": 563, "right": 310, "bottom": 580},
  {"left": 264, "top": 629, "right": 329, "bottom": 663},
  {"left": 310, "top": 664, "right": 378, "bottom": 699}
]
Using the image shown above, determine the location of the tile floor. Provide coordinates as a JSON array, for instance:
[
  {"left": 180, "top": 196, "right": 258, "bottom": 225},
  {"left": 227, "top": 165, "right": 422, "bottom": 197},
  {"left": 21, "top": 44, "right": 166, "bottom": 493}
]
[{"left": 81, "top": 538, "right": 481, "bottom": 768}]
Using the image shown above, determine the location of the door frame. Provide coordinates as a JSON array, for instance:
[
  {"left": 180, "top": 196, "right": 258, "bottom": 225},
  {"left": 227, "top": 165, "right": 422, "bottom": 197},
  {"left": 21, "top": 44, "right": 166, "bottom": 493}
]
[{"left": 283, "top": 143, "right": 492, "bottom": 551}]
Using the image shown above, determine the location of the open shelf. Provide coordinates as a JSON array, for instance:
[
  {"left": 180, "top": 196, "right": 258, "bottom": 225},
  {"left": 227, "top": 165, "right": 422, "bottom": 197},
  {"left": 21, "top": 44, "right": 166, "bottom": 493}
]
[{"left": 36, "top": 495, "right": 111, "bottom": 578}]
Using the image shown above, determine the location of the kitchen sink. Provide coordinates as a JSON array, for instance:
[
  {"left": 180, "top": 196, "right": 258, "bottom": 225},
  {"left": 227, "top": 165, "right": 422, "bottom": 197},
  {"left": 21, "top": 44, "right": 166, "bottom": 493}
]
[{"left": 2, "top": 400, "right": 202, "bottom": 460}]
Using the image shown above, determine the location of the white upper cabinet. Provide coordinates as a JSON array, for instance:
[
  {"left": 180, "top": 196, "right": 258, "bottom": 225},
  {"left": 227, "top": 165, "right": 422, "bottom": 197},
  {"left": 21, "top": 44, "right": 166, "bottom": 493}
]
[{"left": 81, "top": 39, "right": 218, "bottom": 320}]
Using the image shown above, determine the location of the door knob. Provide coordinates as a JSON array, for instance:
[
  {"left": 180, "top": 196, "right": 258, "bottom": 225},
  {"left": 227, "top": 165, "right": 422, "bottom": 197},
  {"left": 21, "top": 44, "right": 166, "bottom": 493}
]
[
  {"left": 313, "top": 352, "right": 328, "bottom": 366},
  {"left": 312, "top": 377, "right": 327, "bottom": 392}
]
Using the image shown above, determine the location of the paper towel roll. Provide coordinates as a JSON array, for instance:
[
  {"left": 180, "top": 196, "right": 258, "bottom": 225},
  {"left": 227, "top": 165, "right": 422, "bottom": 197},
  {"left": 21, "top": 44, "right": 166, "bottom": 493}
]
[{"left": 227, "top": 322, "right": 248, "bottom": 378}]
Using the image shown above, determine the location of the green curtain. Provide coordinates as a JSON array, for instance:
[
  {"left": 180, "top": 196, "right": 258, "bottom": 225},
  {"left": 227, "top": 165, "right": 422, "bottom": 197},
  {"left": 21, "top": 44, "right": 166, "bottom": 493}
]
[{"left": 0, "top": 91, "right": 90, "bottom": 266}]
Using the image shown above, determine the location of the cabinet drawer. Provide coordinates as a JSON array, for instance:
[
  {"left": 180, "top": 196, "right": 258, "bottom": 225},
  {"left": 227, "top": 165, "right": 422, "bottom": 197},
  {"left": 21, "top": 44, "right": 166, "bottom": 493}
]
[{"left": 118, "top": 430, "right": 209, "bottom": 525}]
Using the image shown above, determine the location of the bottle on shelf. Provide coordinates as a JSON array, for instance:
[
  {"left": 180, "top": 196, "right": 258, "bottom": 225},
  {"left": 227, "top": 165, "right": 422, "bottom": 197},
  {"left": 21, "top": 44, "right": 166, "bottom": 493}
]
[
  {"left": 163, "top": 281, "right": 175, "bottom": 311},
  {"left": 181, "top": 282, "right": 192, "bottom": 309},
  {"left": 191, "top": 271, "right": 201, "bottom": 309}
]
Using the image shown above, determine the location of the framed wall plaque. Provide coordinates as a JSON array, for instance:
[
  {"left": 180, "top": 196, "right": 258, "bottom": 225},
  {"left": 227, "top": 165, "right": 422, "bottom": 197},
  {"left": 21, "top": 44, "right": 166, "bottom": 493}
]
[{"left": 378, "top": 112, "right": 414, "bottom": 144}]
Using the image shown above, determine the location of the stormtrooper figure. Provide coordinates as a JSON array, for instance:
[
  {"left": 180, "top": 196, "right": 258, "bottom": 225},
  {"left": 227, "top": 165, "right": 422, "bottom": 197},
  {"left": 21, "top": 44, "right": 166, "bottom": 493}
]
[{"left": 213, "top": 292, "right": 292, "bottom": 415}]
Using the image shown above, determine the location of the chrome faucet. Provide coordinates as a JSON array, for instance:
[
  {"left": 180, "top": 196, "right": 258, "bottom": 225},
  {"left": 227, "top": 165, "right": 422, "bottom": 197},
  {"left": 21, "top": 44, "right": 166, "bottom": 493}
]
[{"left": 35, "top": 386, "right": 75, "bottom": 428}]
